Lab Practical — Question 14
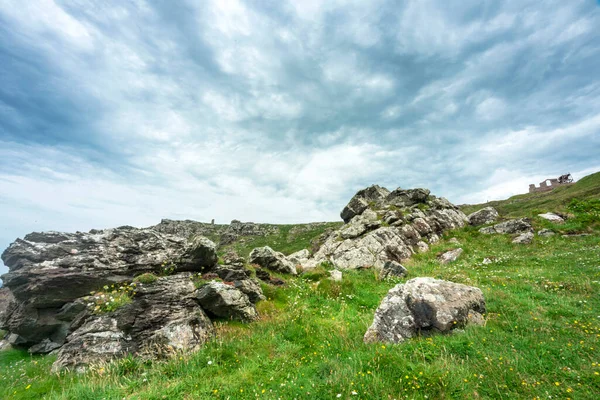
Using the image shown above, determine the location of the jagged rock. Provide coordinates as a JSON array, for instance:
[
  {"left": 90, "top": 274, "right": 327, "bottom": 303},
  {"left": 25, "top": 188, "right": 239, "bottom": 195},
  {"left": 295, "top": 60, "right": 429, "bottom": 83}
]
[
  {"left": 302, "top": 186, "right": 467, "bottom": 270},
  {"left": 178, "top": 236, "right": 218, "bottom": 272},
  {"left": 538, "top": 213, "right": 565, "bottom": 223},
  {"left": 0, "top": 287, "right": 16, "bottom": 330},
  {"left": 221, "top": 251, "right": 246, "bottom": 268},
  {"left": 234, "top": 279, "right": 265, "bottom": 303},
  {"left": 364, "top": 277, "right": 485, "bottom": 343},
  {"left": 249, "top": 246, "right": 297, "bottom": 275},
  {"left": 479, "top": 219, "right": 532, "bottom": 235},
  {"left": 329, "top": 270, "right": 343, "bottom": 282},
  {"left": 512, "top": 232, "right": 534, "bottom": 244},
  {"left": 253, "top": 267, "right": 286, "bottom": 286},
  {"left": 438, "top": 248, "right": 463, "bottom": 264},
  {"left": 467, "top": 207, "right": 499, "bottom": 226},
  {"left": 287, "top": 249, "right": 310, "bottom": 265},
  {"left": 341, "top": 185, "right": 390, "bottom": 223},
  {"left": 52, "top": 274, "right": 214, "bottom": 372},
  {"left": 220, "top": 220, "right": 280, "bottom": 245},
  {"left": 197, "top": 282, "right": 258, "bottom": 322},
  {"left": 213, "top": 264, "right": 251, "bottom": 281},
  {"left": 380, "top": 261, "right": 408, "bottom": 279},
  {"left": 0, "top": 227, "right": 218, "bottom": 350},
  {"left": 538, "top": 229, "right": 555, "bottom": 237}
]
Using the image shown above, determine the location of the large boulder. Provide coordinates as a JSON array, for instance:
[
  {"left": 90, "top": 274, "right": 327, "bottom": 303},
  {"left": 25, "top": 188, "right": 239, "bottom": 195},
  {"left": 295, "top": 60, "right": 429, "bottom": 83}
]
[
  {"left": 196, "top": 281, "right": 258, "bottom": 322},
  {"left": 302, "top": 186, "right": 467, "bottom": 270},
  {"left": 512, "top": 232, "right": 534, "bottom": 244},
  {"left": 467, "top": 207, "right": 499, "bottom": 226},
  {"left": 249, "top": 246, "right": 297, "bottom": 275},
  {"left": 538, "top": 213, "right": 565, "bottom": 223},
  {"left": 0, "top": 227, "right": 217, "bottom": 351},
  {"left": 52, "top": 274, "right": 214, "bottom": 372},
  {"left": 364, "top": 278, "right": 485, "bottom": 343},
  {"left": 438, "top": 248, "right": 464, "bottom": 264},
  {"left": 479, "top": 219, "right": 532, "bottom": 235}
]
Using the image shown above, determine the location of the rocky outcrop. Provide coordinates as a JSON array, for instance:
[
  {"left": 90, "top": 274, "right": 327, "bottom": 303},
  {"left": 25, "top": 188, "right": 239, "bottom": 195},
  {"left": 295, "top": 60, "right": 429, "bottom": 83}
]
[
  {"left": 287, "top": 249, "right": 310, "bottom": 266},
  {"left": 364, "top": 278, "right": 485, "bottom": 343},
  {"left": 467, "top": 207, "right": 499, "bottom": 226},
  {"left": 233, "top": 279, "right": 265, "bottom": 303},
  {"left": 196, "top": 282, "right": 258, "bottom": 322},
  {"left": 479, "top": 218, "right": 532, "bottom": 235},
  {"left": 0, "top": 227, "right": 220, "bottom": 355},
  {"left": 249, "top": 247, "right": 297, "bottom": 275},
  {"left": 302, "top": 186, "right": 467, "bottom": 270},
  {"left": 0, "top": 287, "right": 16, "bottom": 331},
  {"left": 52, "top": 274, "right": 215, "bottom": 372}
]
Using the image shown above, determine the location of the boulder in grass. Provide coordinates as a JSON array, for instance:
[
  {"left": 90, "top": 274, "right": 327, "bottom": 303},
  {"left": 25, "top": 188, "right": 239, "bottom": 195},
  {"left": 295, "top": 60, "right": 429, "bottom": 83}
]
[
  {"left": 196, "top": 281, "right": 258, "bottom": 322},
  {"left": 364, "top": 277, "right": 485, "bottom": 343},
  {"left": 512, "top": 232, "right": 534, "bottom": 244},
  {"left": 249, "top": 246, "right": 297, "bottom": 275},
  {"left": 538, "top": 213, "right": 565, "bottom": 223},
  {"left": 438, "top": 248, "right": 463, "bottom": 264},
  {"left": 467, "top": 207, "right": 499, "bottom": 226}
]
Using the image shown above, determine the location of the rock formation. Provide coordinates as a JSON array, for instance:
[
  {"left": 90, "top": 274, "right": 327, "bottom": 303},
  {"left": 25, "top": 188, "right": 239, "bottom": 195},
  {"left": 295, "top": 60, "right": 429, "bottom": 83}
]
[
  {"left": 364, "top": 277, "right": 485, "bottom": 343},
  {"left": 0, "top": 226, "right": 264, "bottom": 371},
  {"left": 302, "top": 186, "right": 467, "bottom": 270},
  {"left": 467, "top": 207, "right": 499, "bottom": 226},
  {"left": 479, "top": 218, "right": 532, "bottom": 235}
]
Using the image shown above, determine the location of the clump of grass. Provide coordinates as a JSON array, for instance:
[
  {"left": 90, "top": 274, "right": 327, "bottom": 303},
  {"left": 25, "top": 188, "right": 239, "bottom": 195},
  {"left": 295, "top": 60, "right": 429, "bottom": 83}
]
[
  {"left": 84, "top": 283, "right": 136, "bottom": 314},
  {"left": 301, "top": 265, "right": 329, "bottom": 282},
  {"left": 133, "top": 273, "right": 158, "bottom": 284}
]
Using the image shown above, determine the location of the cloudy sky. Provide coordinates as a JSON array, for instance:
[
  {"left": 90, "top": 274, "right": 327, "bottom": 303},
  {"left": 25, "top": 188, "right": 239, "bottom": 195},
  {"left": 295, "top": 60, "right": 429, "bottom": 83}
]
[{"left": 1, "top": 0, "right": 600, "bottom": 273}]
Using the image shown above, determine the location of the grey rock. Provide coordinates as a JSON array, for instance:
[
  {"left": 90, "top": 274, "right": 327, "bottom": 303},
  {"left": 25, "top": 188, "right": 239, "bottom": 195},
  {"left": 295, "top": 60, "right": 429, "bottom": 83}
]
[
  {"left": 386, "top": 188, "right": 430, "bottom": 208},
  {"left": 415, "top": 241, "right": 429, "bottom": 253},
  {"left": 0, "top": 339, "right": 11, "bottom": 351},
  {"left": 178, "top": 236, "right": 218, "bottom": 272},
  {"left": 249, "top": 246, "right": 297, "bottom": 275},
  {"left": 286, "top": 249, "right": 310, "bottom": 265},
  {"left": 467, "top": 207, "right": 499, "bottom": 226},
  {"left": 197, "top": 281, "right": 258, "bottom": 322},
  {"left": 380, "top": 261, "right": 408, "bottom": 280},
  {"left": 438, "top": 248, "right": 464, "bottom": 264},
  {"left": 340, "top": 185, "right": 390, "bottom": 223},
  {"left": 0, "top": 287, "right": 16, "bottom": 330},
  {"left": 329, "top": 270, "right": 343, "bottom": 282},
  {"left": 234, "top": 279, "right": 266, "bottom": 303},
  {"left": 538, "top": 213, "right": 565, "bottom": 223},
  {"left": 213, "top": 264, "right": 251, "bottom": 281},
  {"left": 479, "top": 219, "right": 532, "bottom": 235},
  {"left": 364, "top": 277, "right": 485, "bottom": 343},
  {"left": 537, "top": 229, "right": 556, "bottom": 237},
  {"left": 512, "top": 232, "right": 534, "bottom": 244},
  {"left": 52, "top": 274, "right": 214, "bottom": 372}
]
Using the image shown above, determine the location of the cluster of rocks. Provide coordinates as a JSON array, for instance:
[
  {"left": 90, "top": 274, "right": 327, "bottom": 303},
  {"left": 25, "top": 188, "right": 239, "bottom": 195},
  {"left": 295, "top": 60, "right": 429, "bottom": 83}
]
[
  {"left": 300, "top": 185, "right": 468, "bottom": 270},
  {"left": 0, "top": 227, "right": 277, "bottom": 371}
]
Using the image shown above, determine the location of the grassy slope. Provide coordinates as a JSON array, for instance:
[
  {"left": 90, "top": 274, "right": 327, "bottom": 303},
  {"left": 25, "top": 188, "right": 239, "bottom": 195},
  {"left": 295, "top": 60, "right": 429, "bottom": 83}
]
[
  {"left": 460, "top": 171, "right": 600, "bottom": 218},
  {"left": 217, "top": 222, "right": 343, "bottom": 258},
  {"left": 2, "top": 221, "right": 599, "bottom": 399}
]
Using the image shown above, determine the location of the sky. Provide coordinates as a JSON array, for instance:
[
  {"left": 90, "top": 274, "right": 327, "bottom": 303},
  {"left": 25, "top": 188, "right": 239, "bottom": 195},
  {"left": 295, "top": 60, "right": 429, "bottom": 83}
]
[{"left": 1, "top": 0, "right": 600, "bottom": 274}]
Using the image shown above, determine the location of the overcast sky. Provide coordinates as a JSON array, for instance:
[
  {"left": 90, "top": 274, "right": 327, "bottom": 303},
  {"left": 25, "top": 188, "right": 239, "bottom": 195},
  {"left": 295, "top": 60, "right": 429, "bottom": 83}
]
[{"left": 1, "top": 0, "right": 600, "bottom": 274}]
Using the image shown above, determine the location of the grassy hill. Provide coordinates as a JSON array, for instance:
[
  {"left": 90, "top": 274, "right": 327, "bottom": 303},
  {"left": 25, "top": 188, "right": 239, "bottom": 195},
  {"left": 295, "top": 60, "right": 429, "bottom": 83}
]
[
  {"left": 461, "top": 171, "right": 600, "bottom": 218},
  {"left": 1, "top": 174, "right": 599, "bottom": 399}
]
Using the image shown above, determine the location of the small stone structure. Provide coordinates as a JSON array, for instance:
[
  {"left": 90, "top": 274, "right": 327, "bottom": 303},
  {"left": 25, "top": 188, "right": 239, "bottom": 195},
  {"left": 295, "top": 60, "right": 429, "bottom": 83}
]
[{"left": 529, "top": 173, "right": 573, "bottom": 193}]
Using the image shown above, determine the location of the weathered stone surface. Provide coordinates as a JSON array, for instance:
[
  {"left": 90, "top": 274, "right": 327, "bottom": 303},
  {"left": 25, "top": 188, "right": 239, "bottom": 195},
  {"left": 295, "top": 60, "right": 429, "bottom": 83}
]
[
  {"left": 512, "top": 232, "right": 534, "bottom": 244},
  {"left": 178, "top": 236, "right": 218, "bottom": 271},
  {"left": 0, "top": 339, "right": 11, "bottom": 351},
  {"left": 537, "top": 229, "right": 556, "bottom": 237},
  {"left": 438, "top": 248, "right": 463, "bottom": 264},
  {"left": 329, "top": 270, "right": 342, "bottom": 282},
  {"left": 234, "top": 279, "right": 265, "bottom": 303},
  {"left": 52, "top": 274, "right": 214, "bottom": 372},
  {"left": 197, "top": 281, "right": 258, "bottom": 322},
  {"left": 538, "top": 213, "right": 565, "bottom": 223},
  {"left": 302, "top": 186, "right": 467, "bottom": 271},
  {"left": 341, "top": 185, "right": 390, "bottom": 223},
  {"left": 380, "top": 261, "right": 407, "bottom": 280},
  {"left": 467, "top": 207, "right": 499, "bottom": 226},
  {"left": 286, "top": 249, "right": 310, "bottom": 266},
  {"left": 0, "top": 227, "right": 219, "bottom": 351},
  {"left": 249, "top": 246, "right": 297, "bottom": 275},
  {"left": 213, "top": 264, "right": 251, "bottom": 281},
  {"left": 479, "top": 219, "right": 532, "bottom": 235},
  {"left": 0, "top": 287, "right": 16, "bottom": 330},
  {"left": 364, "top": 278, "right": 485, "bottom": 343}
]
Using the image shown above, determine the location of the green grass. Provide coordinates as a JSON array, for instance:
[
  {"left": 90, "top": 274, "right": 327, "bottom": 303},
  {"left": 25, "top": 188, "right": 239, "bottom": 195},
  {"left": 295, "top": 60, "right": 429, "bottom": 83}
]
[
  {"left": 133, "top": 273, "right": 158, "bottom": 284},
  {"left": 2, "top": 217, "right": 599, "bottom": 399},
  {"left": 461, "top": 171, "right": 600, "bottom": 218},
  {"left": 218, "top": 222, "right": 342, "bottom": 259}
]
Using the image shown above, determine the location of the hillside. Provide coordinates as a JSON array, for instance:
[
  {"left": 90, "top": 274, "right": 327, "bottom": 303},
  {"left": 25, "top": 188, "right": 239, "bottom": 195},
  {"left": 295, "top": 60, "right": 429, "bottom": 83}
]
[
  {"left": 460, "top": 171, "right": 600, "bottom": 218},
  {"left": 1, "top": 180, "right": 599, "bottom": 399}
]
